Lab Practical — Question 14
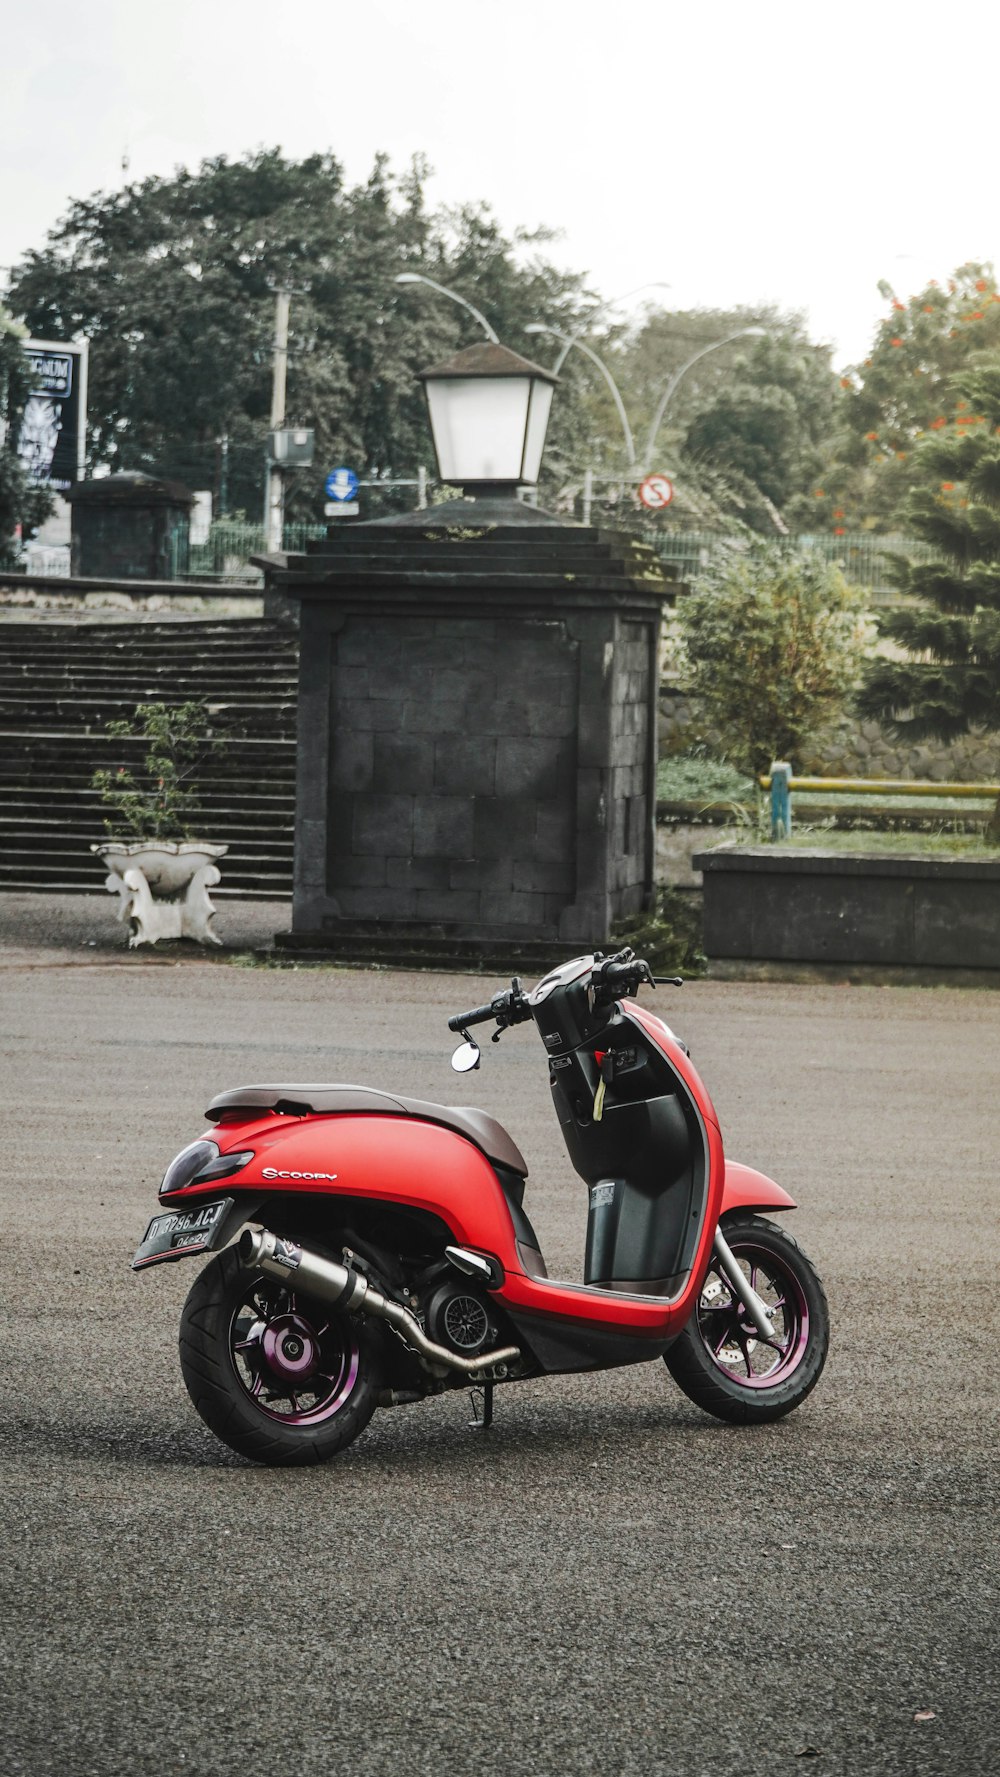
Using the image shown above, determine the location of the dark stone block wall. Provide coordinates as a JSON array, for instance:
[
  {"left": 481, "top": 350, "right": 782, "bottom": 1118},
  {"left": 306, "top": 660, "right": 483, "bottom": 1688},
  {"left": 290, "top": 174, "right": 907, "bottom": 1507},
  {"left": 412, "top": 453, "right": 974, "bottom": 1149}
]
[
  {"left": 696, "top": 846, "right": 1000, "bottom": 970},
  {"left": 267, "top": 508, "right": 674, "bottom": 954},
  {"left": 67, "top": 473, "right": 193, "bottom": 581},
  {"left": 322, "top": 614, "right": 577, "bottom": 933}
]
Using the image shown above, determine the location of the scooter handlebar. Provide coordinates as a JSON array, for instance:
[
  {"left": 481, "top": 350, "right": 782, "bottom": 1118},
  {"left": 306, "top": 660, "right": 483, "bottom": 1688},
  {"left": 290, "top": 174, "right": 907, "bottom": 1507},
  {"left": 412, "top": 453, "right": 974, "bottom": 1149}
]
[
  {"left": 447, "top": 1000, "right": 503, "bottom": 1032},
  {"left": 447, "top": 980, "right": 531, "bottom": 1034}
]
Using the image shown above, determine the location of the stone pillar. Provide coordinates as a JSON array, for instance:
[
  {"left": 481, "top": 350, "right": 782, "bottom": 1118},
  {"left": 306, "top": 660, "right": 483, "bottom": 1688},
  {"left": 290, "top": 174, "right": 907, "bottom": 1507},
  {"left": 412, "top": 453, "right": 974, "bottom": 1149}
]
[
  {"left": 267, "top": 502, "right": 675, "bottom": 964},
  {"left": 67, "top": 472, "right": 195, "bottom": 580}
]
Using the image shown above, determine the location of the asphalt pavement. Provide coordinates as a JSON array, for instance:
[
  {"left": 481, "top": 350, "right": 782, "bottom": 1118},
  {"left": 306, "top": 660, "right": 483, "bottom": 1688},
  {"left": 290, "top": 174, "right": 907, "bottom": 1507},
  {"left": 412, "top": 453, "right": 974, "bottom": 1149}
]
[{"left": 1, "top": 893, "right": 997, "bottom": 1776}]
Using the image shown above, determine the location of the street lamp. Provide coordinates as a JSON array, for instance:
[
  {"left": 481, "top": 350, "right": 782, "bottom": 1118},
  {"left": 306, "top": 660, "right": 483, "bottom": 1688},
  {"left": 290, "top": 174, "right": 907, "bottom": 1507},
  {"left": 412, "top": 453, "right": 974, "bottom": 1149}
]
[
  {"left": 546, "top": 283, "right": 671, "bottom": 375},
  {"left": 394, "top": 272, "right": 499, "bottom": 344},
  {"left": 417, "top": 342, "right": 558, "bottom": 496},
  {"left": 524, "top": 322, "right": 636, "bottom": 467},
  {"left": 641, "top": 327, "right": 766, "bottom": 473}
]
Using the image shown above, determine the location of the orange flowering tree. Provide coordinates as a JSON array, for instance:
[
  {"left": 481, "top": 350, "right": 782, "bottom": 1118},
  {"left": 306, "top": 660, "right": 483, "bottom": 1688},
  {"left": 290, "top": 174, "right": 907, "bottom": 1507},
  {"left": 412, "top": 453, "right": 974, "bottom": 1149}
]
[
  {"left": 857, "top": 357, "right": 1000, "bottom": 829},
  {"left": 830, "top": 263, "right": 1000, "bottom": 531}
]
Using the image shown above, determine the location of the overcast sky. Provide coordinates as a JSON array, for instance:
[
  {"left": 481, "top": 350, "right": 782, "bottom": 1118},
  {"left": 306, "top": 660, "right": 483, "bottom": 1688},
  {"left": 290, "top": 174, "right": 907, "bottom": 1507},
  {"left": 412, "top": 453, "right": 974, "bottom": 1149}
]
[{"left": 3, "top": 0, "right": 998, "bottom": 369}]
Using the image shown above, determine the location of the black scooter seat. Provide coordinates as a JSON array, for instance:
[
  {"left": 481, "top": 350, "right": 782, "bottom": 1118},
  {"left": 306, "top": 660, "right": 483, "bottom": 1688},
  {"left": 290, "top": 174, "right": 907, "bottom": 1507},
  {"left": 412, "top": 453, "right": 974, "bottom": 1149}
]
[{"left": 205, "top": 1083, "right": 527, "bottom": 1177}]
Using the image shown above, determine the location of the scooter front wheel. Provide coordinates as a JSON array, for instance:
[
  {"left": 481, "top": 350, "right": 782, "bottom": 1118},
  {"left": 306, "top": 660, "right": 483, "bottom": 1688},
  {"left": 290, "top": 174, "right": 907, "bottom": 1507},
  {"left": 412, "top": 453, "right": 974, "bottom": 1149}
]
[
  {"left": 664, "top": 1214, "right": 829, "bottom": 1424},
  {"left": 179, "top": 1245, "right": 379, "bottom": 1466}
]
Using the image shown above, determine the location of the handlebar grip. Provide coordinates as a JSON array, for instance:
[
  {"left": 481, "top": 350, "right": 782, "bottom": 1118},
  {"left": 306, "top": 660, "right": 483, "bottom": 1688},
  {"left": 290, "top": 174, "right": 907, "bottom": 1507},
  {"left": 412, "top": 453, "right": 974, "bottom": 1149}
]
[
  {"left": 601, "top": 962, "right": 640, "bottom": 988},
  {"left": 447, "top": 1001, "right": 503, "bottom": 1032}
]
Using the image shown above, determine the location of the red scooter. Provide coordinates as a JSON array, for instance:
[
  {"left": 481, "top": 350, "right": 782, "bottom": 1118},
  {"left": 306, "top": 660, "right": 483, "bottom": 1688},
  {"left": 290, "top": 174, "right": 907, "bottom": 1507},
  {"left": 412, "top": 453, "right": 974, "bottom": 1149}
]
[{"left": 134, "top": 949, "right": 829, "bottom": 1466}]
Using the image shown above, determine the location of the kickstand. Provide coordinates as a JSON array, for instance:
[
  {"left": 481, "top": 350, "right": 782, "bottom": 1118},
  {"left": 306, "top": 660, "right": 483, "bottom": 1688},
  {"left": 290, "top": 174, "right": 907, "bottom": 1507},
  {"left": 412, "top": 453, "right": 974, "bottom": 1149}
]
[{"left": 468, "top": 1383, "right": 494, "bottom": 1431}]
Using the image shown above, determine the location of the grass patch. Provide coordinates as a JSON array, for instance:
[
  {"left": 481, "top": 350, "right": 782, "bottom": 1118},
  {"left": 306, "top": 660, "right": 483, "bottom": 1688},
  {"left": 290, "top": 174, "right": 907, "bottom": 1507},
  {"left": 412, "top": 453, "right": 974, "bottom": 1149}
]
[
  {"left": 777, "top": 826, "right": 1000, "bottom": 857},
  {"left": 794, "top": 790, "right": 995, "bottom": 813},
  {"left": 657, "top": 755, "right": 754, "bottom": 803}
]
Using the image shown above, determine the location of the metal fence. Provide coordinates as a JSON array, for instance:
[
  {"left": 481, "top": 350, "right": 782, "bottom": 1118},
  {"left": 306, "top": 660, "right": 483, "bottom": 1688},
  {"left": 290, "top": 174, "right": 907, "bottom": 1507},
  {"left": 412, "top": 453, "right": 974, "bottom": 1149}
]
[
  {"left": 188, "top": 521, "right": 326, "bottom": 582},
  {"left": 647, "top": 530, "right": 932, "bottom": 596},
  {"left": 187, "top": 517, "right": 931, "bottom": 597}
]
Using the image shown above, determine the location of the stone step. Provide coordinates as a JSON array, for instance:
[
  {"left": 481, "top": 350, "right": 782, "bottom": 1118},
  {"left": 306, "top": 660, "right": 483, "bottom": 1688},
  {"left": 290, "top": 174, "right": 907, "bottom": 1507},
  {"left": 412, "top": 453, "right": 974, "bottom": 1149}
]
[
  {"left": 0, "top": 874, "right": 292, "bottom": 901},
  {"left": 0, "top": 732, "right": 295, "bottom": 757},
  {"left": 0, "top": 617, "right": 298, "bottom": 897},
  {"left": 0, "top": 698, "right": 298, "bottom": 724},
  {"left": 274, "top": 925, "right": 584, "bottom": 972},
  {"left": 0, "top": 668, "right": 296, "bottom": 678},
  {"left": 0, "top": 641, "right": 297, "bottom": 665},
  {"left": 0, "top": 846, "right": 292, "bottom": 884},
  {"left": 0, "top": 816, "right": 292, "bottom": 848},
  {"left": 0, "top": 788, "right": 294, "bottom": 813},
  {"left": 0, "top": 618, "right": 291, "bottom": 636}
]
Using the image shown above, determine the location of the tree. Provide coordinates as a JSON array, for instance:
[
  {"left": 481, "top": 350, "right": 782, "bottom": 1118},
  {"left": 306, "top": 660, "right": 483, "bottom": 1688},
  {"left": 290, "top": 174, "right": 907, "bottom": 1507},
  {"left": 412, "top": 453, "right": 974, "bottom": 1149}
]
[
  {"left": 0, "top": 307, "right": 53, "bottom": 567},
  {"left": 682, "top": 323, "right": 840, "bottom": 533},
  {"left": 9, "top": 151, "right": 594, "bottom": 520},
  {"left": 594, "top": 306, "right": 841, "bottom": 533},
  {"left": 677, "top": 537, "right": 865, "bottom": 776},
  {"left": 827, "top": 262, "right": 1000, "bottom": 531},
  {"left": 856, "top": 356, "right": 1000, "bottom": 831}
]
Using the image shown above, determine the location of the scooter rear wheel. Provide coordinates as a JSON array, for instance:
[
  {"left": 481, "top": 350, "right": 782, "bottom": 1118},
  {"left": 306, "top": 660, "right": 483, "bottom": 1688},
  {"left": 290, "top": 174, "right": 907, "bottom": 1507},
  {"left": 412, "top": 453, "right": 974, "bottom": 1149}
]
[
  {"left": 179, "top": 1244, "right": 379, "bottom": 1466},
  {"left": 664, "top": 1214, "right": 829, "bottom": 1424}
]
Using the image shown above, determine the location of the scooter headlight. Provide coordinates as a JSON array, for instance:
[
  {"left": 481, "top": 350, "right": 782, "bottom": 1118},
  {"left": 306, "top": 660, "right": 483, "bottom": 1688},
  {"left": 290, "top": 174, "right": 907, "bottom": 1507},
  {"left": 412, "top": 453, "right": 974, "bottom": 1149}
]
[{"left": 159, "top": 1140, "right": 255, "bottom": 1197}]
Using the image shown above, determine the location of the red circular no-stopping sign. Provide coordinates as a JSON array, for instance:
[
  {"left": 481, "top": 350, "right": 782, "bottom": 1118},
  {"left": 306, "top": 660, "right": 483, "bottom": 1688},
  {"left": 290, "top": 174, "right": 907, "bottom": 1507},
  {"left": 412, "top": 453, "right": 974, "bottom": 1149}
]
[{"left": 638, "top": 472, "right": 674, "bottom": 511}]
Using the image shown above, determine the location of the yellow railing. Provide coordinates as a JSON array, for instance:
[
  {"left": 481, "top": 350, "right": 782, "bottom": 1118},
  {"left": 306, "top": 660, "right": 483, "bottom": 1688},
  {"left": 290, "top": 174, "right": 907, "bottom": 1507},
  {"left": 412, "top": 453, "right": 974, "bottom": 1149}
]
[{"left": 758, "top": 775, "right": 999, "bottom": 799}]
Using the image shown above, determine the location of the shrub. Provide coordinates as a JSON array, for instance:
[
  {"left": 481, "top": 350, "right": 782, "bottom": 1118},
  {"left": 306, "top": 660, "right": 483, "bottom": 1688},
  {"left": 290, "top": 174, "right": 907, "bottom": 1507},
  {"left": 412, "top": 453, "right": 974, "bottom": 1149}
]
[
  {"left": 677, "top": 537, "right": 866, "bottom": 777},
  {"left": 92, "top": 701, "right": 223, "bottom": 840}
]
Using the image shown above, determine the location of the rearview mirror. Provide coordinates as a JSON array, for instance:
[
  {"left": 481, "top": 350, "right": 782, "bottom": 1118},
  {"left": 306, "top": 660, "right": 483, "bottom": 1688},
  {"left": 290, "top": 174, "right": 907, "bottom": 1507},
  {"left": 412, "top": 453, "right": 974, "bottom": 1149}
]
[{"left": 451, "top": 1040, "right": 481, "bottom": 1073}]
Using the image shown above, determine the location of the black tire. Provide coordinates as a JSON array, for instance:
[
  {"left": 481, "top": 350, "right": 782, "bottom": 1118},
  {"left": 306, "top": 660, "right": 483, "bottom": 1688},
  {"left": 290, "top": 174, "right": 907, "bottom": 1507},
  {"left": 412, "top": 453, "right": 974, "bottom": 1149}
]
[
  {"left": 664, "top": 1214, "right": 829, "bottom": 1425},
  {"left": 179, "top": 1244, "right": 379, "bottom": 1466}
]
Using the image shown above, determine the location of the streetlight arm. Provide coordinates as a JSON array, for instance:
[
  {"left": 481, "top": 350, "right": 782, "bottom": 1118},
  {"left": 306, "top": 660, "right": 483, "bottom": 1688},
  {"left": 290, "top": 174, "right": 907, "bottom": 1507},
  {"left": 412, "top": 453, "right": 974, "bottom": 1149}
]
[
  {"left": 394, "top": 272, "right": 499, "bottom": 344},
  {"left": 526, "top": 324, "right": 636, "bottom": 467},
  {"left": 641, "top": 327, "right": 765, "bottom": 473},
  {"left": 549, "top": 283, "right": 671, "bottom": 374}
]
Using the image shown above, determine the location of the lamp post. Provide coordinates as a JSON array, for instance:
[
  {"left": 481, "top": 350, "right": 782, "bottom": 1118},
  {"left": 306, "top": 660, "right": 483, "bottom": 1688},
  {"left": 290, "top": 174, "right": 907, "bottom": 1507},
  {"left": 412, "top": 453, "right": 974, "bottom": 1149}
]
[
  {"left": 641, "top": 327, "right": 766, "bottom": 474},
  {"left": 394, "top": 272, "right": 499, "bottom": 344},
  {"left": 263, "top": 289, "right": 290, "bottom": 552},
  {"left": 417, "top": 342, "right": 557, "bottom": 499},
  {"left": 524, "top": 323, "right": 636, "bottom": 468}
]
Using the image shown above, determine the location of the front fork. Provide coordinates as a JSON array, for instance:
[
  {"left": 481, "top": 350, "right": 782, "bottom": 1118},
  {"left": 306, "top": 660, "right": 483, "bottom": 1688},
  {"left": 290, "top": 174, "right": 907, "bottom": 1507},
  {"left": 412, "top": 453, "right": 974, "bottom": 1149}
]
[{"left": 712, "top": 1228, "right": 777, "bottom": 1342}]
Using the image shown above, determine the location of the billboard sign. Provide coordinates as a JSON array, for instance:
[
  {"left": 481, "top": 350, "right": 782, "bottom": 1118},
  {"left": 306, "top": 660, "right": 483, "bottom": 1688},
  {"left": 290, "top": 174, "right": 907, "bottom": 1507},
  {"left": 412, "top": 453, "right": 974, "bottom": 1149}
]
[{"left": 18, "top": 338, "right": 88, "bottom": 491}]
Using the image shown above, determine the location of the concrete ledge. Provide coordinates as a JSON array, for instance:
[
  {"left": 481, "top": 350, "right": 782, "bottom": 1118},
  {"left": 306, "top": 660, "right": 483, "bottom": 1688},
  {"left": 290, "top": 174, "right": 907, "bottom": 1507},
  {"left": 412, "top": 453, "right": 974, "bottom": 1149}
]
[
  {"left": 705, "top": 957, "right": 1000, "bottom": 989},
  {"left": 695, "top": 843, "right": 1000, "bottom": 972}
]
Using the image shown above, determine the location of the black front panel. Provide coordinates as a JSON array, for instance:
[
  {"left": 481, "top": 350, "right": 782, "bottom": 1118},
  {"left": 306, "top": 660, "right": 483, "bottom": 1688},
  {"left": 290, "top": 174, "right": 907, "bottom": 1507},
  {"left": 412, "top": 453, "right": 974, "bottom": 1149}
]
[
  {"left": 547, "top": 1009, "right": 707, "bottom": 1290},
  {"left": 507, "top": 1307, "right": 675, "bottom": 1374}
]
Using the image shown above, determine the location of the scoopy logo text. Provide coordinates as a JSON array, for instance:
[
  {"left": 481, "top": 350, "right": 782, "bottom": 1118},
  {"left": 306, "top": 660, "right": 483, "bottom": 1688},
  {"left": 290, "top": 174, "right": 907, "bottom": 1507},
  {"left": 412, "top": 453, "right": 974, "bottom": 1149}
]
[{"left": 261, "top": 1167, "right": 338, "bottom": 1182}]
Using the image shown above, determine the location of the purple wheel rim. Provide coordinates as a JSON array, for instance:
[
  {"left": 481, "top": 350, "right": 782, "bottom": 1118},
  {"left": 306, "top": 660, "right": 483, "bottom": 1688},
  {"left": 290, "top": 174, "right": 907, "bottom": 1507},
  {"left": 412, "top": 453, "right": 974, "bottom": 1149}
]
[
  {"left": 230, "top": 1276, "right": 360, "bottom": 1426},
  {"left": 696, "top": 1237, "right": 810, "bottom": 1390}
]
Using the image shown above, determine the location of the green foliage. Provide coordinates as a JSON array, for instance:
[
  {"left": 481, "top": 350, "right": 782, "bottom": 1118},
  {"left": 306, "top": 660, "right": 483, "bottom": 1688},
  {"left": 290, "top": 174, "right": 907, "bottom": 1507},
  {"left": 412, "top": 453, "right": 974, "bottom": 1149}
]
[
  {"left": 0, "top": 307, "right": 54, "bottom": 566},
  {"left": 611, "top": 888, "right": 706, "bottom": 977},
  {"left": 858, "top": 354, "right": 1000, "bottom": 832},
  {"left": 9, "top": 150, "right": 593, "bottom": 519},
  {"left": 574, "top": 305, "right": 842, "bottom": 533},
  {"left": 656, "top": 753, "right": 754, "bottom": 803},
  {"left": 92, "top": 701, "right": 223, "bottom": 840},
  {"left": 678, "top": 538, "right": 866, "bottom": 776}
]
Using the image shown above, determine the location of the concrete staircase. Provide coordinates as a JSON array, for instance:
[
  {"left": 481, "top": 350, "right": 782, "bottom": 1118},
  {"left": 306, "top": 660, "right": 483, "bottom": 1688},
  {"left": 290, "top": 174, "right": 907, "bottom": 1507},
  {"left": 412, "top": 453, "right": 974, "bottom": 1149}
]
[{"left": 0, "top": 618, "right": 298, "bottom": 898}]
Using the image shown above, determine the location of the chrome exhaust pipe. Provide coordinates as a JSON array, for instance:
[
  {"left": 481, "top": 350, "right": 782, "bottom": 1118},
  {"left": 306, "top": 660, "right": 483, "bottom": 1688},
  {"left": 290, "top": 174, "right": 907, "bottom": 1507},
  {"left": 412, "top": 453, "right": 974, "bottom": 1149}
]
[{"left": 239, "top": 1227, "right": 520, "bottom": 1380}]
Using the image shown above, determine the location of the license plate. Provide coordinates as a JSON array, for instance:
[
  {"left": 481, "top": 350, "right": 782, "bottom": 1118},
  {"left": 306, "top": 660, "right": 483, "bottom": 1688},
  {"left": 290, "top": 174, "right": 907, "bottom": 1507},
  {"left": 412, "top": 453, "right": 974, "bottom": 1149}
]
[{"left": 132, "top": 1197, "right": 235, "bottom": 1271}]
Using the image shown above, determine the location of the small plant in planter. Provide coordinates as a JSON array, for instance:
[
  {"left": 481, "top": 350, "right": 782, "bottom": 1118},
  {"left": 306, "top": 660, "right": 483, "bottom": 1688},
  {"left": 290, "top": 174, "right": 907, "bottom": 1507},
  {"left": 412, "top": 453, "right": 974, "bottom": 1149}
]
[{"left": 90, "top": 701, "right": 229, "bottom": 947}]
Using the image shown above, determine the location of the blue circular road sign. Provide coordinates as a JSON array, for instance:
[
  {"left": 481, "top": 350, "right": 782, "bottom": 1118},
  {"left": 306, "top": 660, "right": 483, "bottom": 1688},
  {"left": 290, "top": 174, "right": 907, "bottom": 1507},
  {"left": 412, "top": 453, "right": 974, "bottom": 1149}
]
[{"left": 325, "top": 467, "right": 359, "bottom": 501}]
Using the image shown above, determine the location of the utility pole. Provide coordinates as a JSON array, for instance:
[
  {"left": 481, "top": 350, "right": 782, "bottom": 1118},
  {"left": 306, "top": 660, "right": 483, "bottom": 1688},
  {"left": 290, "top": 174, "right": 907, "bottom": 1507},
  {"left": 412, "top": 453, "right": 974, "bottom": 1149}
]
[{"left": 263, "top": 289, "right": 290, "bottom": 552}]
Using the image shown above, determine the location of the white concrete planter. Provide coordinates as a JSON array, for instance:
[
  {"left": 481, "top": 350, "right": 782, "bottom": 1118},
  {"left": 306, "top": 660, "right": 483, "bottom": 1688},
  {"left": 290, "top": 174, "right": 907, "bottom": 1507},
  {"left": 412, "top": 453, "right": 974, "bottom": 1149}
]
[{"left": 91, "top": 841, "right": 228, "bottom": 947}]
